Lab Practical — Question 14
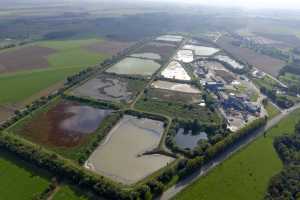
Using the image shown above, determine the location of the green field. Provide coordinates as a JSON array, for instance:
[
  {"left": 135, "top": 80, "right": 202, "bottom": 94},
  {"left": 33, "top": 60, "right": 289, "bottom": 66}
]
[
  {"left": 0, "top": 150, "right": 49, "bottom": 200},
  {"left": 135, "top": 97, "right": 221, "bottom": 124},
  {"left": 173, "top": 109, "right": 300, "bottom": 200},
  {"left": 52, "top": 185, "right": 90, "bottom": 200},
  {"left": 39, "top": 39, "right": 108, "bottom": 68},
  {"left": 0, "top": 67, "right": 83, "bottom": 104},
  {"left": 253, "top": 76, "right": 279, "bottom": 91},
  {"left": 0, "top": 39, "right": 108, "bottom": 105},
  {"left": 279, "top": 72, "right": 300, "bottom": 86}
]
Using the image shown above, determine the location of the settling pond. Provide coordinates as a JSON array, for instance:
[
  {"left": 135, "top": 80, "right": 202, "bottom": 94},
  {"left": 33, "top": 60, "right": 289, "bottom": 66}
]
[
  {"left": 156, "top": 35, "right": 183, "bottom": 43},
  {"left": 85, "top": 115, "right": 174, "bottom": 184},
  {"left": 161, "top": 61, "right": 191, "bottom": 81},
  {"left": 71, "top": 74, "right": 133, "bottom": 102},
  {"left": 130, "top": 52, "right": 161, "bottom": 60},
  {"left": 106, "top": 57, "right": 161, "bottom": 76},
  {"left": 175, "top": 128, "right": 208, "bottom": 150},
  {"left": 17, "top": 100, "right": 112, "bottom": 148},
  {"left": 183, "top": 45, "right": 220, "bottom": 57}
]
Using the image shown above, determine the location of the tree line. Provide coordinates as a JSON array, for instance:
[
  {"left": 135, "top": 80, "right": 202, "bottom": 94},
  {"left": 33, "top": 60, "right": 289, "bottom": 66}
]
[
  {"left": 0, "top": 102, "right": 267, "bottom": 199},
  {"left": 265, "top": 121, "right": 300, "bottom": 200},
  {"left": 260, "top": 86, "right": 294, "bottom": 109}
]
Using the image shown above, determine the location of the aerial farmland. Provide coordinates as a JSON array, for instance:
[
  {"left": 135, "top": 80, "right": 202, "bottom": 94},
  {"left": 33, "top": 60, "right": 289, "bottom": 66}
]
[
  {"left": 2, "top": 2, "right": 300, "bottom": 200},
  {"left": 0, "top": 33, "right": 277, "bottom": 199}
]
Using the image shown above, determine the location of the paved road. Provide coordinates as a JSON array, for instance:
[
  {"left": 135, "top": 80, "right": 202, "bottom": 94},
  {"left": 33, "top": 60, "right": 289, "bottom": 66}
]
[{"left": 158, "top": 103, "right": 300, "bottom": 200}]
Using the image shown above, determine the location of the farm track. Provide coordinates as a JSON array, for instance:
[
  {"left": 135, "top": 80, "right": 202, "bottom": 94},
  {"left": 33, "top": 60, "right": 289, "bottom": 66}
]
[{"left": 158, "top": 103, "right": 300, "bottom": 200}]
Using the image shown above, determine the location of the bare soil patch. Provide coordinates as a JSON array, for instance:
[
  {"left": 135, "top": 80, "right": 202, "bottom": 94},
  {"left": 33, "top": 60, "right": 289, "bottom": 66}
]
[
  {"left": 0, "top": 46, "right": 56, "bottom": 73},
  {"left": 84, "top": 40, "right": 133, "bottom": 56},
  {"left": 217, "top": 36, "right": 286, "bottom": 77},
  {"left": 0, "top": 106, "right": 14, "bottom": 124}
]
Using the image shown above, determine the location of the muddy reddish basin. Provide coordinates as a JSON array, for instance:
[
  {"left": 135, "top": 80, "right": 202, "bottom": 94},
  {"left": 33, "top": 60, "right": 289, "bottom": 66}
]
[{"left": 20, "top": 100, "right": 112, "bottom": 148}]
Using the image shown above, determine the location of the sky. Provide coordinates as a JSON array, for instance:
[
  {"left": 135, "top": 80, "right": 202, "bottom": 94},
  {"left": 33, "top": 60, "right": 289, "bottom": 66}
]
[
  {"left": 147, "top": 0, "right": 300, "bottom": 10},
  {"left": 3, "top": 0, "right": 300, "bottom": 11}
]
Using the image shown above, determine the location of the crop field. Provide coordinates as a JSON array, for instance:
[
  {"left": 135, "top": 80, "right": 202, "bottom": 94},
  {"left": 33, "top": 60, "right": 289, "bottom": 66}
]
[
  {"left": 0, "top": 39, "right": 108, "bottom": 74},
  {"left": 86, "top": 115, "right": 174, "bottom": 184},
  {"left": 9, "top": 99, "right": 113, "bottom": 160},
  {"left": 0, "top": 38, "right": 109, "bottom": 117},
  {"left": 135, "top": 97, "right": 221, "bottom": 124},
  {"left": 106, "top": 57, "right": 161, "bottom": 76},
  {"left": 217, "top": 37, "right": 286, "bottom": 77},
  {"left": 174, "top": 109, "right": 300, "bottom": 200},
  {"left": 38, "top": 39, "right": 108, "bottom": 69},
  {"left": 0, "top": 67, "right": 83, "bottom": 105},
  {"left": 0, "top": 46, "right": 56, "bottom": 73},
  {"left": 71, "top": 74, "right": 147, "bottom": 103},
  {"left": 0, "top": 150, "right": 49, "bottom": 200},
  {"left": 132, "top": 42, "right": 176, "bottom": 61},
  {"left": 84, "top": 40, "right": 133, "bottom": 56}
]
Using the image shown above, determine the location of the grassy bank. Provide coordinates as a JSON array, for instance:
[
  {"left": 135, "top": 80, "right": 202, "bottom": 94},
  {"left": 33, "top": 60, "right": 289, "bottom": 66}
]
[
  {"left": 135, "top": 97, "right": 221, "bottom": 124},
  {"left": 0, "top": 150, "right": 50, "bottom": 200},
  {"left": 173, "top": 109, "right": 300, "bottom": 200},
  {"left": 52, "top": 185, "right": 91, "bottom": 200},
  {"left": 0, "top": 67, "right": 83, "bottom": 104},
  {"left": 264, "top": 102, "right": 280, "bottom": 119}
]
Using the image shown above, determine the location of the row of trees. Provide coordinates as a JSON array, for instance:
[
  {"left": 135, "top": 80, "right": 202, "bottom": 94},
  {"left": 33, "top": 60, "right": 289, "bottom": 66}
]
[
  {"left": 279, "top": 61, "right": 300, "bottom": 95},
  {"left": 265, "top": 121, "right": 300, "bottom": 199},
  {"left": 260, "top": 86, "right": 294, "bottom": 109},
  {"left": 0, "top": 133, "right": 136, "bottom": 199},
  {"left": 230, "top": 35, "right": 290, "bottom": 61},
  {"left": 0, "top": 98, "right": 267, "bottom": 200},
  {"left": 0, "top": 41, "right": 29, "bottom": 51},
  {"left": 166, "top": 117, "right": 267, "bottom": 180},
  {"left": 63, "top": 94, "right": 122, "bottom": 110},
  {"left": 166, "top": 119, "right": 228, "bottom": 158}
]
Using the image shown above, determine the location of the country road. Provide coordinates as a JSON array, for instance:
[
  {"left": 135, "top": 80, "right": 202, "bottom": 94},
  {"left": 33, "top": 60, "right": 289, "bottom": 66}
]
[{"left": 158, "top": 103, "right": 300, "bottom": 200}]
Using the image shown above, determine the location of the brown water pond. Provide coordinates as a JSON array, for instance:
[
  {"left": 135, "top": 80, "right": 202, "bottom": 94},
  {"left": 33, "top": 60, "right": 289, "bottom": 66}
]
[{"left": 19, "top": 100, "right": 112, "bottom": 148}]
